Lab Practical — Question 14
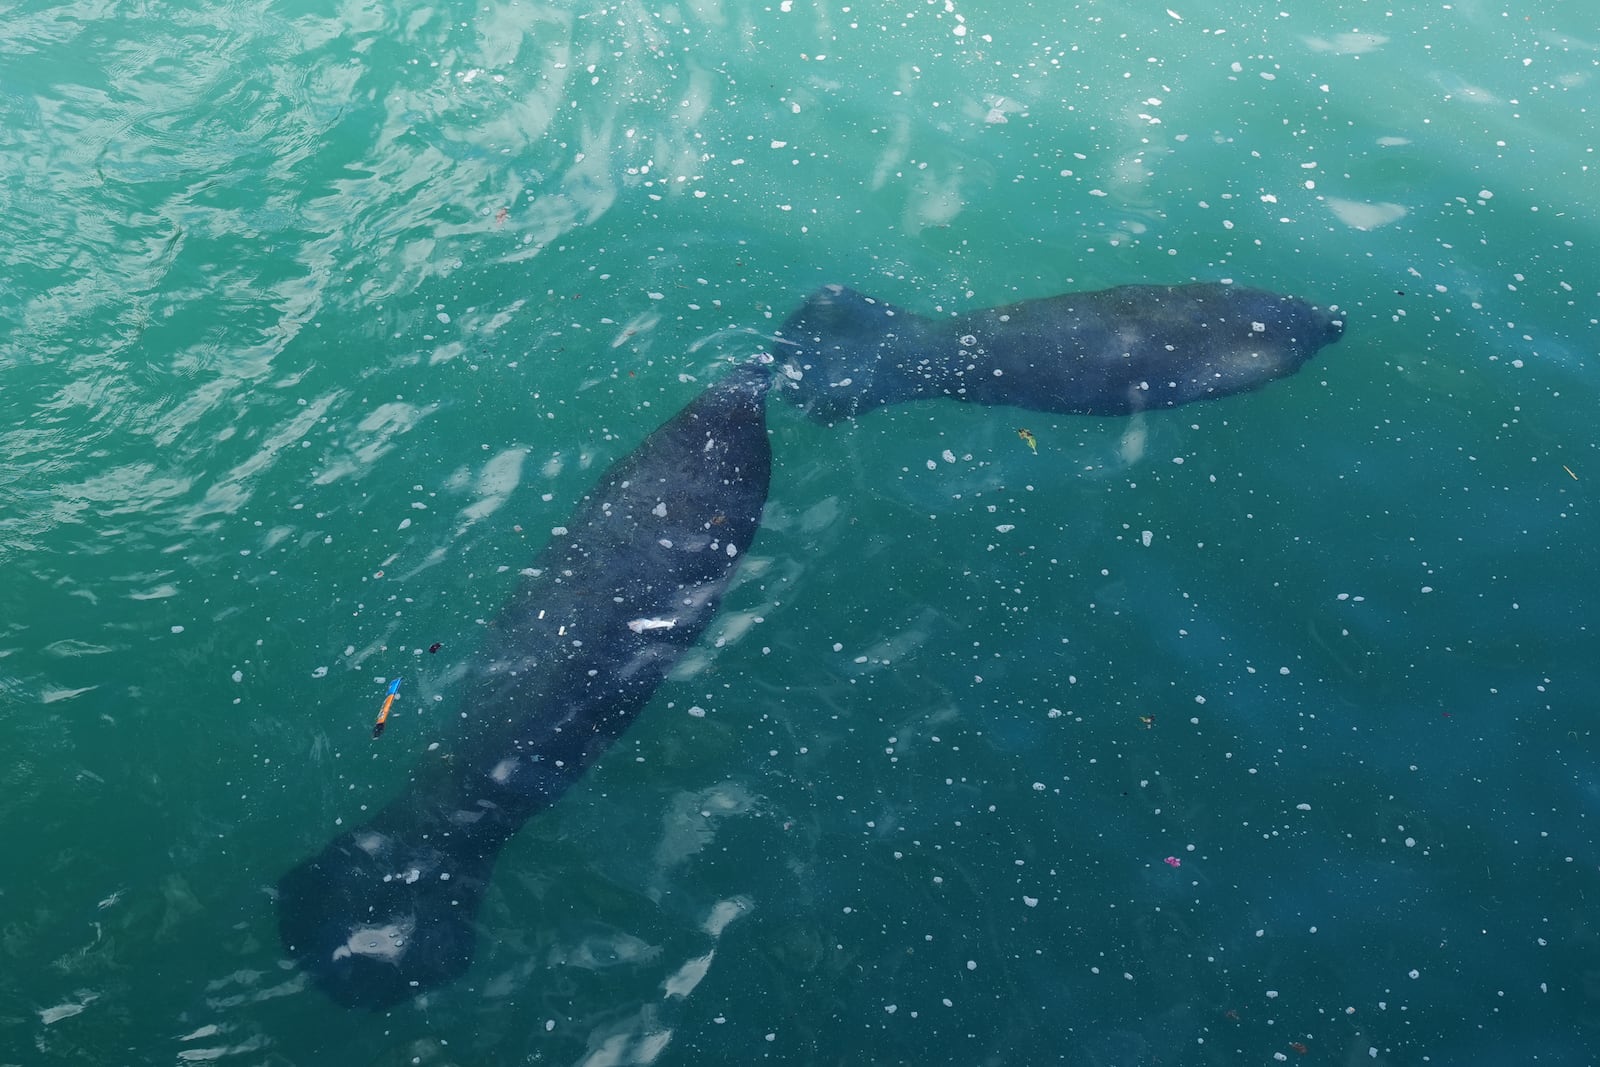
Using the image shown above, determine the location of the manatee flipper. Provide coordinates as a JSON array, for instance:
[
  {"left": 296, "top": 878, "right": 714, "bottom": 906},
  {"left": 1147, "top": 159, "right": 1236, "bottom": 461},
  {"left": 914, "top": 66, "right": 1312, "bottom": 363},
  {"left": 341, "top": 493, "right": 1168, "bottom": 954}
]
[
  {"left": 775, "top": 282, "right": 1344, "bottom": 421},
  {"left": 278, "top": 366, "right": 772, "bottom": 1009}
]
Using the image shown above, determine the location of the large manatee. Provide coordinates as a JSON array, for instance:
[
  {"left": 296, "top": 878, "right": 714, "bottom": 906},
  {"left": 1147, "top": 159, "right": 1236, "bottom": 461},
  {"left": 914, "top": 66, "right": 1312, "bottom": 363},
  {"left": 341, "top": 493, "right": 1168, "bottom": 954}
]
[{"left": 278, "top": 366, "right": 772, "bottom": 1009}]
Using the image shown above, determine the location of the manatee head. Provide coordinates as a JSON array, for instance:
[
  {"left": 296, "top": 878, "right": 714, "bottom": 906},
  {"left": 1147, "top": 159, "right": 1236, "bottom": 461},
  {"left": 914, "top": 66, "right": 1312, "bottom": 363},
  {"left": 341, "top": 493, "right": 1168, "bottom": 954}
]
[
  {"left": 1134, "top": 284, "right": 1344, "bottom": 408},
  {"left": 1206, "top": 285, "right": 1343, "bottom": 382}
]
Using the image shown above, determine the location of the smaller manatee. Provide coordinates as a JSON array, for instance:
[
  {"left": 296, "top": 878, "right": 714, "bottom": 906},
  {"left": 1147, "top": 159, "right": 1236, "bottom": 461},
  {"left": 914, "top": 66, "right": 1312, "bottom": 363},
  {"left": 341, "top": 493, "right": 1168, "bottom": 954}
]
[{"left": 775, "top": 282, "right": 1344, "bottom": 422}]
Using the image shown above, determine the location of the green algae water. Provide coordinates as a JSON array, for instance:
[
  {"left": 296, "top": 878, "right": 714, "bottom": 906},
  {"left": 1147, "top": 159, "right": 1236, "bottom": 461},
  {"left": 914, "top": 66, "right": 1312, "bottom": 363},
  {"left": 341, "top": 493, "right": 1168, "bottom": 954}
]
[{"left": 3, "top": 0, "right": 1597, "bottom": 1063}]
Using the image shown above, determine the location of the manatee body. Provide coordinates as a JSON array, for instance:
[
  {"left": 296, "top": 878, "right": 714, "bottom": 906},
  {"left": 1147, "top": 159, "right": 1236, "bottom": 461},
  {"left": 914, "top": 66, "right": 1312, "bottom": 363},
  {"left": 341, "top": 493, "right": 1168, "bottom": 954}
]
[
  {"left": 278, "top": 366, "right": 772, "bottom": 1009},
  {"left": 774, "top": 282, "right": 1344, "bottom": 422}
]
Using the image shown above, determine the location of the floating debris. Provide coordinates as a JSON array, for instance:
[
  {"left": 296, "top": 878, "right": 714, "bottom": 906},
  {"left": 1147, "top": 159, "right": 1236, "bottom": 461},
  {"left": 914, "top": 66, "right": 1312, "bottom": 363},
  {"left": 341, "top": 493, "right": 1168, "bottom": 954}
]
[{"left": 373, "top": 678, "right": 401, "bottom": 739}]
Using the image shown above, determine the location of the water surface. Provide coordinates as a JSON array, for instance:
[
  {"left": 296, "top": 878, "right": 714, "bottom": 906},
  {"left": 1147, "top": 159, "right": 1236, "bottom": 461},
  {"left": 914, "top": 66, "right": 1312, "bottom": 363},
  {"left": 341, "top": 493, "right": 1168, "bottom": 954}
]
[{"left": 2, "top": 1, "right": 1596, "bottom": 1063}]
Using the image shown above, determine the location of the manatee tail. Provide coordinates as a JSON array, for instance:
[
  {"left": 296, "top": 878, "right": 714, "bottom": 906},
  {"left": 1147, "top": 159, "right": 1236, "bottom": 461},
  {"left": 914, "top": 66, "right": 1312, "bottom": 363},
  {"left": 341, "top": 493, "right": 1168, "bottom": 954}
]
[
  {"left": 772, "top": 285, "right": 938, "bottom": 423},
  {"left": 277, "top": 806, "right": 501, "bottom": 1009}
]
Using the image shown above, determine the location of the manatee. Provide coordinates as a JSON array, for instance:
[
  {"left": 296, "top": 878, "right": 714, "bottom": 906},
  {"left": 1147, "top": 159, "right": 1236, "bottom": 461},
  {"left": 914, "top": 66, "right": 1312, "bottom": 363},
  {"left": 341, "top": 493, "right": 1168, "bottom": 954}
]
[
  {"left": 278, "top": 366, "right": 772, "bottom": 1008},
  {"left": 773, "top": 282, "right": 1343, "bottom": 422}
]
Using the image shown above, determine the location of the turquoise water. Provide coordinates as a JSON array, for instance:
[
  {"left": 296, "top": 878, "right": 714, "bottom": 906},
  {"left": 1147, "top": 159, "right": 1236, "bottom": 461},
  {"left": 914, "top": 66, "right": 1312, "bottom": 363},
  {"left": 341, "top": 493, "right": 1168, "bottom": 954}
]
[{"left": 3, "top": 0, "right": 1597, "bottom": 1062}]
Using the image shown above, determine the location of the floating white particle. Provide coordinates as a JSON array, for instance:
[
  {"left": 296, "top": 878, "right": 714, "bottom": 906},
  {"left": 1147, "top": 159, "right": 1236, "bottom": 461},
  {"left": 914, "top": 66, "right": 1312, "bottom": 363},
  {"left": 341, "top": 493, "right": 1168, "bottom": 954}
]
[
  {"left": 832, "top": 642, "right": 844, "bottom": 652},
  {"left": 1328, "top": 198, "right": 1407, "bottom": 230},
  {"left": 942, "top": 449, "right": 957, "bottom": 463},
  {"left": 1023, "top": 895, "right": 1039, "bottom": 907},
  {"left": 1194, "top": 695, "right": 1206, "bottom": 704},
  {"left": 1478, "top": 189, "right": 1494, "bottom": 199},
  {"left": 628, "top": 617, "right": 677, "bottom": 634},
  {"left": 312, "top": 666, "right": 328, "bottom": 678},
  {"left": 1032, "top": 782, "right": 1046, "bottom": 791},
  {"left": 1167, "top": 8, "right": 1182, "bottom": 19},
  {"left": 770, "top": 140, "right": 788, "bottom": 149},
  {"left": 171, "top": 625, "right": 185, "bottom": 634},
  {"left": 1296, "top": 803, "right": 1311, "bottom": 811},
  {"left": 1409, "top": 968, "right": 1420, "bottom": 979},
  {"left": 552, "top": 526, "right": 569, "bottom": 536},
  {"left": 1266, "top": 989, "right": 1278, "bottom": 998},
  {"left": 231, "top": 670, "right": 243, "bottom": 683},
  {"left": 966, "top": 960, "right": 977, "bottom": 970},
  {"left": 545, "top": 1020, "right": 556, "bottom": 1032},
  {"left": 652, "top": 502, "right": 668, "bottom": 517},
  {"left": 996, "top": 524, "right": 1015, "bottom": 533},
  {"left": 1420, "top": 585, "right": 1433, "bottom": 593},
  {"left": 884, "top": 1003, "right": 897, "bottom": 1013},
  {"left": 687, "top": 706, "right": 706, "bottom": 718},
  {"left": 1405, "top": 837, "right": 1416, "bottom": 847}
]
